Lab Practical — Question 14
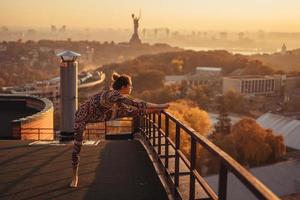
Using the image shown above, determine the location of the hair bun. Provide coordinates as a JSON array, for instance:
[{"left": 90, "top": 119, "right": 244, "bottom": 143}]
[{"left": 112, "top": 72, "right": 120, "bottom": 81}]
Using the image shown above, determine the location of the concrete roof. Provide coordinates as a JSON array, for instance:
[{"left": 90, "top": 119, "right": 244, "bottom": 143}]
[{"left": 0, "top": 139, "right": 168, "bottom": 200}]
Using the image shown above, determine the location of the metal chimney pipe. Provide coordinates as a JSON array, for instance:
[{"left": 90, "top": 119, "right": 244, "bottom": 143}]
[{"left": 56, "top": 50, "right": 81, "bottom": 142}]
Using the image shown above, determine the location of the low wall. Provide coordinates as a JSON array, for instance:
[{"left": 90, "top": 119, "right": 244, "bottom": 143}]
[{"left": 0, "top": 94, "right": 54, "bottom": 140}]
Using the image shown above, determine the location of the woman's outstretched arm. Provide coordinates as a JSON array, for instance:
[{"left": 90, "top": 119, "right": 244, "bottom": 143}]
[
  {"left": 108, "top": 90, "right": 146, "bottom": 109},
  {"left": 107, "top": 90, "right": 169, "bottom": 113}
]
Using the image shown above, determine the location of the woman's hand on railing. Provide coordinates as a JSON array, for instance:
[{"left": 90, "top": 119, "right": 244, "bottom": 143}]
[{"left": 146, "top": 103, "right": 169, "bottom": 114}]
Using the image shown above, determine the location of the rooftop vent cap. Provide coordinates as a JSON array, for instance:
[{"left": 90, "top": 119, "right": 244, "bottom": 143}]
[{"left": 57, "top": 50, "right": 81, "bottom": 62}]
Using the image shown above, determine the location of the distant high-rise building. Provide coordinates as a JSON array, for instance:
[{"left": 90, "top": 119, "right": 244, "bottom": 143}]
[
  {"left": 50, "top": 25, "right": 57, "bottom": 33},
  {"left": 166, "top": 28, "right": 170, "bottom": 37},
  {"left": 281, "top": 43, "right": 287, "bottom": 54},
  {"left": 238, "top": 32, "right": 244, "bottom": 40},
  {"left": 59, "top": 25, "right": 66, "bottom": 32},
  {"left": 220, "top": 32, "right": 228, "bottom": 40}
]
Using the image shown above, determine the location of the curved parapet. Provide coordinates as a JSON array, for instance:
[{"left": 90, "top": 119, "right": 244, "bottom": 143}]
[{"left": 0, "top": 94, "right": 54, "bottom": 140}]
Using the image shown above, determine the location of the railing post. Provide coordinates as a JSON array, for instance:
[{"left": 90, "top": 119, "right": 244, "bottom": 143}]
[
  {"left": 165, "top": 116, "right": 169, "bottom": 168},
  {"left": 147, "top": 114, "right": 151, "bottom": 141},
  {"left": 142, "top": 115, "right": 147, "bottom": 134},
  {"left": 218, "top": 162, "right": 228, "bottom": 200},
  {"left": 132, "top": 116, "right": 140, "bottom": 134},
  {"left": 139, "top": 115, "right": 144, "bottom": 133},
  {"left": 144, "top": 115, "right": 147, "bottom": 137},
  {"left": 189, "top": 137, "right": 196, "bottom": 200},
  {"left": 175, "top": 123, "right": 180, "bottom": 189},
  {"left": 158, "top": 113, "right": 161, "bottom": 155},
  {"left": 105, "top": 121, "right": 107, "bottom": 136},
  {"left": 152, "top": 113, "right": 156, "bottom": 147},
  {"left": 38, "top": 128, "right": 40, "bottom": 140}
]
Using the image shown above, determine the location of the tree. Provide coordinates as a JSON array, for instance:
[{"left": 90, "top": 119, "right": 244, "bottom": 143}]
[
  {"left": 165, "top": 100, "right": 212, "bottom": 165},
  {"left": 264, "top": 129, "right": 286, "bottom": 162},
  {"left": 230, "top": 117, "right": 286, "bottom": 166},
  {"left": 201, "top": 117, "right": 286, "bottom": 175},
  {"left": 223, "top": 89, "right": 246, "bottom": 113},
  {"left": 132, "top": 70, "right": 165, "bottom": 92},
  {"left": 187, "top": 85, "right": 210, "bottom": 109},
  {"left": 214, "top": 95, "right": 232, "bottom": 134}
]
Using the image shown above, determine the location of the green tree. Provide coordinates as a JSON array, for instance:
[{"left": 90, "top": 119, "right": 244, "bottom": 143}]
[
  {"left": 187, "top": 85, "right": 210, "bottom": 109},
  {"left": 132, "top": 70, "right": 165, "bottom": 92},
  {"left": 223, "top": 89, "right": 246, "bottom": 113}
]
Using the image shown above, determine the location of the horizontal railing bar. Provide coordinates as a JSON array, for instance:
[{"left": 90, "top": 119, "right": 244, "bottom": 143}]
[
  {"left": 178, "top": 150, "right": 191, "bottom": 169},
  {"left": 159, "top": 154, "right": 176, "bottom": 158},
  {"left": 158, "top": 128, "right": 166, "bottom": 137},
  {"left": 153, "top": 143, "right": 168, "bottom": 146},
  {"left": 170, "top": 171, "right": 190, "bottom": 176},
  {"left": 21, "top": 128, "right": 106, "bottom": 130},
  {"left": 108, "top": 118, "right": 133, "bottom": 121},
  {"left": 164, "top": 165, "right": 186, "bottom": 200},
  {"left": 21, "top": 128, "right": 55, "bottom": 130},
  {"left": 193, "top": 169, "right": 218, "bottom": 200},
  {"left": 106, "top": 126, "right": 132, "bottom": 128},
  {"left": 166, "top": 137, "right": 176, "bottom": 149}
]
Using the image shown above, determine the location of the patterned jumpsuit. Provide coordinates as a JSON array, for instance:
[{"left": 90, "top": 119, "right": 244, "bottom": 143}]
[{"left": 71, "top": 89, "right": 147, "bottom": 168}]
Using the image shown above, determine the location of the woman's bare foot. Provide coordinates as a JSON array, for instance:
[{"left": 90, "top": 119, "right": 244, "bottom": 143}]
[
  {"left": 69, "top": 167, "right": 79, "bottom": 188},
  {"left": 69, "top": 175, "right": 78, "bottom": 188}
]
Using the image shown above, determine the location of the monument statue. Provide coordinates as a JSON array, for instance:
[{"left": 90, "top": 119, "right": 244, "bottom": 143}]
[{"left": 129, "top": 11, "right": 142, "bottom": 45}]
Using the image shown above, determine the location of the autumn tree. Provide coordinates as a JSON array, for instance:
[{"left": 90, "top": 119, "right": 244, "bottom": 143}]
[
  {"left": 230, "top": 117, "right": 286, "bottom": 166},
  {"left": 167, "top": 99, "right": 212, "bottom": 136},
  {"left": 164, "top": 99, "right": 212, "bottom": 170},
  {"left": 202, "top": 117, "right": 286, "bottom": 175},
  {"left": 264, "top": 128, "right": 285, "bottom": 162}
]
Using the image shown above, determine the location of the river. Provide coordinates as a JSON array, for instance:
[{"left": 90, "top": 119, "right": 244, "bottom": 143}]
[{"left": 183, "top": 46, "right": 275, "bottom": 55}]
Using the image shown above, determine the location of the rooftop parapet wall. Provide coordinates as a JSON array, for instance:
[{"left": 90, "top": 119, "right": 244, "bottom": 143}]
[{"left": 0, "top": 94, "right": 54, "bottom": 140}]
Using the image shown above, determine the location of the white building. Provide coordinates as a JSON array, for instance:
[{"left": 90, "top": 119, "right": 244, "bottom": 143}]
[
  {"left": 164, "top": 75, "right": 187, "bottom": 86},
  {"left": 165, "top": 67, "right": 222, "bottom": 87},
  {"left": 223, "top": 75, "right": 283, "bottom": 96},
  {"left": 223, "top": 75, "right": 300, "bottom": 97},
  {"left": 195, "top": 67, "right": 222, "bottom": 76}
]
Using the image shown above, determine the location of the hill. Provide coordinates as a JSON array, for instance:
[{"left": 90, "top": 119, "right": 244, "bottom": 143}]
[
  {"left": 101, "top": 49, "right": 275, "bottom": 77},
  {"left": 250, "top": 48, "right": 300, "bottom": 72}
]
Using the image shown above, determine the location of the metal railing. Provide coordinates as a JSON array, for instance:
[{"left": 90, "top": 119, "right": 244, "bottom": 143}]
[
  {"left": 20, "top": 118, "right": 134, "bottom": 140},
  {"left": 138, "top": 111, "right": 280, "bottom": 200}
]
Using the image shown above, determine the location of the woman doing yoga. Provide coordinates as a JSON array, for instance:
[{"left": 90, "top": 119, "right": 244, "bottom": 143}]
[{"left": 70, "top": 72, "right": 169, "bottom": 187}]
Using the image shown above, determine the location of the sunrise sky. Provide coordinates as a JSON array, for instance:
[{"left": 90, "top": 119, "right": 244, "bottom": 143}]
[{"left": 1, "top": 0, "right": 300, "bottom": 31}]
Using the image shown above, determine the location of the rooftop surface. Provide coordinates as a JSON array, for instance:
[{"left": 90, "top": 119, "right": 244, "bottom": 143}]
[{"left": 0, "top": 139, "right": 168, "bottom": 200}]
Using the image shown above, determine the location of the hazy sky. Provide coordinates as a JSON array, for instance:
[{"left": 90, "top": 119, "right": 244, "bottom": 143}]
[{"left": 1, "top": 0, "right": 300, "bottom": 31}]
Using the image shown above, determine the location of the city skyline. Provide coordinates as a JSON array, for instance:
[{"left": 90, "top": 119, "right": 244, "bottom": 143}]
[{"left": 1, "top": 0, "right": 300, "bottom": 32}]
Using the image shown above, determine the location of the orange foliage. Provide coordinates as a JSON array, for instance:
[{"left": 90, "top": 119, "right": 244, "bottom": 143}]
[
  {"left": 162, "top": 99, "right": 212, "bottom": 167},
  {"left": 167, "top": 99, "right": 212, "bottom": 136},
  {"left": 230, "top": 117, "right": 286, "bottom": 166}
]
